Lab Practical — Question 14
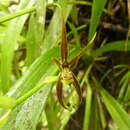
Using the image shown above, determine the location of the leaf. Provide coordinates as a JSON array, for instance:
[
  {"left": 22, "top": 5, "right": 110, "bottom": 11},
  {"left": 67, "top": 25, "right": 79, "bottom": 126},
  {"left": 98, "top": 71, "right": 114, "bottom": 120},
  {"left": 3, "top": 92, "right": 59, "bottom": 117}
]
[
  {"left": 83, "top": 83, "right": 92, "bottom": 130},
  {"left": 0, "top": 0, "right": 10, "bottom": 6},
  {"left": 100, "top": 88, "right": 130, "bottom": 130},
  {"left": 68, "top": 21, "right": 80, "bottom": 46},
  {"left": 118, "top": 71, "right": 130, "bottom": 100},
  {"left": 14, "top": 85, "right": 52, "bottom": 130},
  {"left": 0, "top": 0, "right": 36, "bottom": 93},
  {"left": 0, "top": 96, "right": 16, "bottom": 109},
  {"left": 93, "top": 40, "right": 130, "bottom": 56},
  {"left": 124, "top": 83, "right": 130, "bottom": 102},
  {"left": 69, "top": 5, "right": 78, "bottom": 25},
  {"left": 26, "top": 0, "right": 46, "bottom": 65},
  {"left": 45, "top": 93, "right": 60, "bottom": 130},
  {"left": 88, "top": 0, "right": 107, "bottom": 40},
  {"left": 0, "top": 4, "right": 9, "bottom": 13},
  {"left": 1, "top": 46, "right": 59, "bottom": 129},
  {"left": 0, "top": 110, "right": 11, "bottom": 128},
  {"left": 90, "top": 96, "right": 102, "bottom": 130}
]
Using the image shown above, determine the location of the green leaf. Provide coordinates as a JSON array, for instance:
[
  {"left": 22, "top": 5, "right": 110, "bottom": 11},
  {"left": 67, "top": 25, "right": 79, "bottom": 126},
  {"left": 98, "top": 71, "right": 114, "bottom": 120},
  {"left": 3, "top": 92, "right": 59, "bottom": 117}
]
[
  {"left": 0, "top": 0, "right": 10, "bottom": 6},
  {"left": 0, "top": 96, "right": 16, "bottom": 109},
  {"left": 83, "top": 83, "right": 92, "bottom": 130},
  {"left": 90, "top": 96, "right": 102, "bottom": 130},
  {"left": 118, "top": 71, "right": 130, "bottom": 100},
  {"left": 68, "top": 21, "right": 80, "bottom": 47},
  {"left": 100, "top": 88, "right": 130, "bottom": 130},
  {"left": 0, "top": 110, "right": 11, "bottom": 128},
  {"left": 45, "top": 93, "right": 60, "bottom": 130},
  {"left": 0, "top": 0, "right": 36, "bottom": 93},
  {"left": 1, "top": 46, "right": 59, "bottom": 130},
  {"left": 124, "top": 83, "right": 130, "bottom": 102},
  {"left": 0, "top": 8, "right": 36, "bottom": 23},
  {"left": 88, "top": 0, "right": 107, "bottom": 40},
  {"left": 0, "top": 4, "right": 9, "bottom": 12},
  {"left": 93, "top": 40, "right": 130, "bottom": 56},
  {"left": 14, "top": 84, "right": 52, "bottom": 130},
  {"left": 26, "top": 0, "right": 46, "bottom": 65}
]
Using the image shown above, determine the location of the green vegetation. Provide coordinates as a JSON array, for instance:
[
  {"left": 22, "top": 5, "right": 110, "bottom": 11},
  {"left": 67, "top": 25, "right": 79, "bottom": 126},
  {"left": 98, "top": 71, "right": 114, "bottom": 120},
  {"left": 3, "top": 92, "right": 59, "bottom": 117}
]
[{"left": 0, "top": 0, "right": 130, "bottom": 130}]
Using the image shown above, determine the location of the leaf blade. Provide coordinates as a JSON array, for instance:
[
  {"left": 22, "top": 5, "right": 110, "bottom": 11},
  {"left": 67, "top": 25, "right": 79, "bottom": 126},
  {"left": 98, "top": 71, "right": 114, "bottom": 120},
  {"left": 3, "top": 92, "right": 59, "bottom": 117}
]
[{"left": 100, "top": 88, "right": 130, "bottom": 130}]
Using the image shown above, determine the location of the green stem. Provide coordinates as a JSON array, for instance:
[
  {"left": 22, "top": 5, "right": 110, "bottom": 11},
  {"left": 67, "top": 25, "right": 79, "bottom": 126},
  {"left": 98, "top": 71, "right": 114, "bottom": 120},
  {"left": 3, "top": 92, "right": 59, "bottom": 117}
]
[
  {"left": 67, "top": 24, "right": 86, "bottom": 36},
  {"left": 0, "top": 7, "right": 36, "bottom": 23},
  {"left": 47, "top": 2, "right": 61, "bottom": 9},
  {"left": 68, "top": 1, "right": 92, "bottom": 6},
  {"left": 67, "top": 1, "right": 112, "bottom": 15},
  {"left": 15, "top": 76, "right": 58, "bottom": 107},
  {"left": 83, "top": 82, "right": 92, "bottom": 130},
  {"left": 0, "top": 2, "right": 61, "bottom": 24}
]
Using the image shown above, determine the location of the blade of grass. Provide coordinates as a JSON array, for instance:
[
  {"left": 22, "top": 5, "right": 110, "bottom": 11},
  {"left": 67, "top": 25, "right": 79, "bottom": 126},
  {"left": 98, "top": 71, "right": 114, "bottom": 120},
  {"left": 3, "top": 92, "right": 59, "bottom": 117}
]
[
  {"left": 90, "top": 96, "right": 102, "bottom": 130},
  {"left": 67, "top": 1, "right": 111, "bottom": 15},
  {"left": 93, "top": 40, "right": 130, "bottom": 57},
  {"left": 14, "top": 84, "right": 52, "bottom": 130},
  {"left": 118, "top": 71, "right": 130, "bottom": 100},
  {"left": 0, "top": 96, "right": 16, "bottom": 109},
  {"left": 0, "top": 0, "right": 36, "bottom": 93},
  {"left": 100, "top": 88, "right": 130, "bottom": 130},
  {"left": 97, "top": 94, "right": 106, "bottom": 129},
  {"left": 0, "top": 110, "right": 12, "bottom": 128},
  {"left": 83, "top": 82, "right": 92, "bottom": 130},
  {"left": 45, "top": 93, "right": 60, "bottom": 130},
  {"left": 68, "top": 21, "right": 80, "bottom": 47},
  {"left": 124, "top": 83, "right": 130, "bottom": 102},
  {"left": 26, "top": 0, "right": 46, "bottom": 65},
  {"left": 88, "top": 0, "right": 107, "bottom": 41},
  {"left": 0, "top": 7, "right": 36, "bottom": 23}
]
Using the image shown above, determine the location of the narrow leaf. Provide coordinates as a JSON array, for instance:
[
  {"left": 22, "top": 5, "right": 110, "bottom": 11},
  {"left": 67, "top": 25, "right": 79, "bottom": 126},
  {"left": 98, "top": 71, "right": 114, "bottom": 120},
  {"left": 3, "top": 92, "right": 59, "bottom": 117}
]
[
  {"left": 0, "top": 96, "right": 16, "bottom": 109},
  {"left": 0, "top": 110, "right": 11, "bottom": 129},
  {"left": 88, "top": 0, "right": 107, "bottom": 40},
  {"left": 83, "top": 83, "right": 92, "bottom": 130},
  {"left": 0, "top": 0, "right": 36, "bottom": 93},
  {"left": 93, "top": 40, "right": 130, "bottom": 56},
  {"left": 101, "top": 88, "right": 130, "bottom": 130}
]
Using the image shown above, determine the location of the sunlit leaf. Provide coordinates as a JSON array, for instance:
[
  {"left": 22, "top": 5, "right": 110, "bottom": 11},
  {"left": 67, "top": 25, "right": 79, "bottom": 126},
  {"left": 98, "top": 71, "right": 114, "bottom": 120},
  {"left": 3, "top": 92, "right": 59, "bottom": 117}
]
[
  {"left": 0, "top": 110, "right": 11, "bottom": 129},
  {"left": 0, "top": 96, "right": 16, "bottom": 109},
  {"left": 0, "top": 0, "right": 36, "bottom": 93}
]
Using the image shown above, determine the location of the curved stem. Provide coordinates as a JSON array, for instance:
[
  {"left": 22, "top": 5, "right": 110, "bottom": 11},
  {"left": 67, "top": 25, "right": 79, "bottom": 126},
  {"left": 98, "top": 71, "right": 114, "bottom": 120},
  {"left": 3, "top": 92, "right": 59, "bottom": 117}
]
[{"left": 14, "top": 76, "right": 58, "bottom": 108}]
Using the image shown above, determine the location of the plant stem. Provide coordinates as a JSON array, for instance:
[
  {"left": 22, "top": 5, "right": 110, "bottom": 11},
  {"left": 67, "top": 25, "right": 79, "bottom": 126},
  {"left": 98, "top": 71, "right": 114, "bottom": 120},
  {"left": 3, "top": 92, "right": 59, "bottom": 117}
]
[
  {"left": 67, "top": 1, "right": 112, "bottom": 15},
  {"left": 15, "top": 76, "right": 58, "bottom": 107},
  {"left": 0, "top": 7, "right": 36, "bottom": 23}
]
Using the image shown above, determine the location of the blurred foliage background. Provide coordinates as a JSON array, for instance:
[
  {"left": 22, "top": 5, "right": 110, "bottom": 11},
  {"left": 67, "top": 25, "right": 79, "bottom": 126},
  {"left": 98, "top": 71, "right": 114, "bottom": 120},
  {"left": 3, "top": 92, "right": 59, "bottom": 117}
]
[{"left": 0, "top": 0, "right": 130, "bottom": 130}]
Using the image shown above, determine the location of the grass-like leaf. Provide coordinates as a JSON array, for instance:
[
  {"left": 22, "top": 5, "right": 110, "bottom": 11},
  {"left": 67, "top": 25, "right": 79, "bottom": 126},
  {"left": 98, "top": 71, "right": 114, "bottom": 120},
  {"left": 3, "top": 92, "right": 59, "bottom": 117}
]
[
  {"left": 0, "top": 0, "right": 36, "bottom": 93},
  {"left": 88, "top": 0, "right": 107, "bottom": 40},
  {"left": 26, "top": 0, "right": 46, "bottom": 65},
  {"left": 0, "top": 110, "right": 12, "bottom": 129},
  {"left": 101, "top": 88, "right": 130, "bottom": 130},
  {"left": 93, "top": 40, "right": 130, "bottom": 56},
  {"left": 83, "top": 83, "right": 92, "bottom": 130},
  {"left": 0, "top": 96, "right": 16, "bottom": 109}
]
